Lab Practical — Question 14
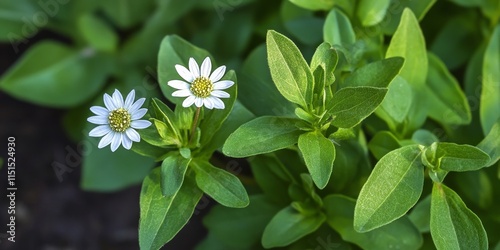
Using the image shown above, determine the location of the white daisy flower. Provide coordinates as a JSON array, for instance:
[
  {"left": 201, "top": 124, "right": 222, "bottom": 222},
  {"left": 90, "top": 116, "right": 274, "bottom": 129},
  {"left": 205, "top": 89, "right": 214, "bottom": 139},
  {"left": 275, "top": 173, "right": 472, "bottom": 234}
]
[
  {"left": 168, "top": 57, "right": 234, "bottom": 109},
  {"left": 87, "top": 89, "right": 152, "bottom": 152}
]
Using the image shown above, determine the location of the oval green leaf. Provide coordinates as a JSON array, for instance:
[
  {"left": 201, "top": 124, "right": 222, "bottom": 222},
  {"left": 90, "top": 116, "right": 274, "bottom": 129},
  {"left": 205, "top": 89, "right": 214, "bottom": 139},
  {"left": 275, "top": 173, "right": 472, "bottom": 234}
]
[
  {"left": 354, "top": 145, "right": 424, "bottom": 232},
  {"left": 160, "top": 153, "right": 190, "bottom": 198},
  {"left": 323, "top": 9, "right": 355, "bottom": 47},
  {"left": 481, "top": 25, "right": 500, "bottom": 135},
  {"left": 425, "top": 142, "right": 491, "bottom": 172},
  {"left": 298, "top": 131, "right": 336, "bottom": 189},
  {"left": 430, "top": 183, "right": 488, "bottom": 250}
]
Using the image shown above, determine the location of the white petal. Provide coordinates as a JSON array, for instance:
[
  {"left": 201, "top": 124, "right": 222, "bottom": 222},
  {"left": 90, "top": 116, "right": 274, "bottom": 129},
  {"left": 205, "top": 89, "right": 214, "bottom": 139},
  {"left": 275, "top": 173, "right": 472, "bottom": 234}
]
[
  {"left": 175, "top": 64, "right": 195, "bottom": 82},
  {"left": 210, "top": 65, "right": 226, "bottom": 82},
  {"left": 98, "top": 132, "right": 114, "bottom": 148},
  {"left": 129, "top": 98, "right": 146, "bottom": 113},
  {"left": 203, "top": 98, "right": 214, "bottom": 109},
  {"left": 132, "top": 108, "right": 148, "bottom": 120},
  {"left": 126, "top": 128, "right": 141, "bottom": 142},
  {"left": 182, "top": 95, "right": 196, "bottom": 107},
  {"left": 194, "top": 97, "right": 203, "bottom": 107},
  {"left": 122, "top": 135, "right": 132, "bottom": 150},
  {"left": 168, "top": 80, "right": 190, "bottom": 90},
  {"left": 89, "top": 125, "right": 111, "bottom": 137},
  {"left": 103, "top": 93, "right": 116, "bottom": 110},
  {"left": 112, "top": 89, "right": 124, "bottom": 108},
  {"left": 172, "top": 89, "right": 192, "bottom": 97},
  {"left": 90, "top": 106, "right": 109, "bottom": 116},
  {"left": 211, "top": 97, "right": 225, "bottom": 109},
  {"left": 87, "top": 116, "right": 108, "bottom": 125},
  {"left": 110, "top": 132, "right": 122, "bottom": 152},
  {"left": 211, "top": 90, "right": 230, "bottom": 98},
  {"left": 124, "top": 90, "right": 135, "bottom": 109},
  {"left": 213, "top": 80, "right": 234, "bottom": 90},
  {"left": 131, "top": 120, "right": 152, "bottom": 129},
  {"left": 188, "top": 57, "right": 200, "bottom": 78},
  {"left": 200, "top": 57, "right": 212, "bottom": 78}
]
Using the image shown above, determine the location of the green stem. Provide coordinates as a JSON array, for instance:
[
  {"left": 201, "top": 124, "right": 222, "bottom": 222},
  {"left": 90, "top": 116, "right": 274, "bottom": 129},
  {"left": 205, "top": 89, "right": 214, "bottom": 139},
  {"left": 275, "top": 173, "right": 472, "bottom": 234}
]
[{"left": 189, "top": 107, "right": 201, "bottom": 144}]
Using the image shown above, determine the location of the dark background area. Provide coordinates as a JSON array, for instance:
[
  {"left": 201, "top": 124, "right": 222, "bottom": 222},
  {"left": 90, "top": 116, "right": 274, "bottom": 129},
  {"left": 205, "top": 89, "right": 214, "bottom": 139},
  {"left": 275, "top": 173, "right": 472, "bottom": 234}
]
[{"left": 0, "top": 32, "right": 210, "bottom": 250}]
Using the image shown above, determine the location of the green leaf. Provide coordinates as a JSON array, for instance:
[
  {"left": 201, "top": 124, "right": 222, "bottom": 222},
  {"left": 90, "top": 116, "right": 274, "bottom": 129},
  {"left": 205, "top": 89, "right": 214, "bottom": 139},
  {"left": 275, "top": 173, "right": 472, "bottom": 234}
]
[
  {"left": 354, "top": 145, "right": 424, "bottom": 232},
  {"left": 424, "top": 142, "right": 491, "bottom": 172},
  {"left": 344, "top": 57, "right": 404, "bottom": 88},
  {"left": 223, "top": 116, "right": 303, "bottom": 157},
  {"left": 298, "top": 131, "right": 336, "bottom": 189},
  {"left": 323, "top": 9, "right": 356, "bottom": 47},
  {"left": 310, "top": 42, "right": 338, "bottom": 87},
  {"left": 411, "top": 129, "right": 439, "bottom": 147},
  {"left": 78, "top": 13, "right": 118, "bottom": 53},
  {"left": 240, "top": 45, "right": 295, "bottom": 117},
  {"left": 328, "top": 86, "right": 388, "bottom": 128},
  {"left": 203, "top": 195, "right": 281, "bottom": 248},
  {"left": 0, "top": 0, "right": 37, "bottom": 42},
  {"left": 288, "top": 0, "right": 335, "bottom": 11},
  {"left": 454, "top": 171, "right": 493, "bottom": 209},
  {"left": 193, "top": 161, "right": 249, "bottom": 208},
  {"left": 82, "top": 125, "right": 155, "bottom": 191},
  {"left": 100, "top": 0, "right": 155, "bottom": 29},
  {"left": 386, "top": 8, "right": 427, "bottom": 88},
  {"left": 368, "top": 131, "right": 401, "bottom": 160},
  {"left": 425, "top": 53, "right": 471, "bottom": 125},
  {"left": 477, "top": 119, "right": 500, "bottom": 167},
  {"left": 375, "top": 76, "right": 413, "bottom": 125},
  {"left": 262, "top": 206, "right": 326, "bottom": 248},
  {"left": 380, "top": 0, "right": 436, "bottom": 34},
  {"left": 481, "top": 25, "right": 500, "bottom": 135},
  {"left": 158, "top": 35, "right": 211, "bottom": 105},
  {"left": 325, "top": 195, "right": 423, "bottom": 249},
  {"left": 249, "top": 155, "right": 292, "bottom": 205},
  {"left": 0, "top": 41, "right": 110, "bottom": 108},
  {"left": 357, "top": 0, "right": 391, "bottom": 26},
  {"left": 408, "top": 195, "right": 431, "bottom": 233},
  {"left": 160, "top": 153, "right": 190, "bottom": 198},
  {"left": 139, "top": 169, "right": 203, "bottom": 250},
  {"left": 430, "top": 183, "right": 488, "bottom": 250},
  {"left": 266, "top": 30, "right": 314, "bottom": 107}
]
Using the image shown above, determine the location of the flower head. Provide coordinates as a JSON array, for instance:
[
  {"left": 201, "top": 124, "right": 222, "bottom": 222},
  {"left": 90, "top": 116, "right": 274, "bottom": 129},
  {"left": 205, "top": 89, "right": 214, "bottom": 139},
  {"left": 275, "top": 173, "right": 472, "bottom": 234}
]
[
  {"left": 87, "top": 89, "right": 152, "bottom": 152},
  {"left": 168, "top": 57, "right": 234, "bottom": 109}
]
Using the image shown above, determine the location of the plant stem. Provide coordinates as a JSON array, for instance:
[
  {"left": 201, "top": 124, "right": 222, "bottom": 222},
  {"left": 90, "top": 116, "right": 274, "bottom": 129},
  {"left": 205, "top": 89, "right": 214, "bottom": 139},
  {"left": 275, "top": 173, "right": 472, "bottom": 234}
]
[{"left": 189, "top": 107, "right": 201, "bottom": 144}]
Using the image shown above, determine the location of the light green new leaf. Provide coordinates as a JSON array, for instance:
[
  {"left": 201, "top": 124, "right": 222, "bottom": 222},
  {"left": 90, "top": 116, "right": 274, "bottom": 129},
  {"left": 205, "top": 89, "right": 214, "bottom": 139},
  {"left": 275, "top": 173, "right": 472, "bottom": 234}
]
[
  {"left": 386, "top": 8, "right": 427, "bottom": 87},
  {"left": 325, "top": 195, "right": 423, "bottom": 249},
  {"left": 0, "top": 41, "right": 109, "bottom": 108},
  {"left": 193, "top": 161, "right": 249, "bottom": 208},
  {"left": 288, "top": 0, "right": 335, "bottom": 11},
  {"left": 310, "top": 42, "right": 338, "bottom": 87},
  {"left": 139, "top": 169, "right": 203, "bottom": 250},
  {"left": 328, "top": 86, "right": 388, "bottom": 128},
  {"left": 368, "top": 131, "right": 401, "bottom": 160},
  {"left": 426, "top": 53, "right": 471, "bottom": 125},
  {"left": 78, "top": 13, "right": 118, "bottom": 53},
  {"left": 424, "top": 142, "right": 491, "bottom": 172},
  {"left": 357, "top": 0, "right": 391, "bottom": 26},
  {"left": 223, "top": 116, "right": 303, "bottom": 157},
  {"left": 203, "top": 195, "right": 281, "bottom": 249},
  {"left": 430, "top": 183, "right": 488, "bottom": 250},
  {"left": 324, "top": 9, "right": 356, "bottom": 47},
  {"left": 267, "top": 30, "right": 314, "bottom": 107},
  {"left": 481, "top": 25, "right": 500, "bottom": 135},
  {"left": 477, "top": 119, "right": 500, "bottom": 166},
  {"left": 344, "top": 57, "right": 404, "bottom": 88},
  {"left": 354, "top": 145, "right": 424, "bottom": 232},
  {"left": 262, "top": 206, "right": 326, "bottom": 248},
  {"left": 298, "top": 131, "right": 336, "bottom": 189},
  {"left": 160, "top": 153, "right": 190, "bottom": 198}
]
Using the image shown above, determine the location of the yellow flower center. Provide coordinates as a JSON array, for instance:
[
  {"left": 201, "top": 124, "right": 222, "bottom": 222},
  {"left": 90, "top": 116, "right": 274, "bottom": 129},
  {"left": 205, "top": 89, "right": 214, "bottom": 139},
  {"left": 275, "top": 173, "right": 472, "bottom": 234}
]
[
  {"left": 108, "top": 108, "right": 131, "bottom": 132},
  {"left": 190, "top": 77, "right": 213, "bottom": 98}
]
